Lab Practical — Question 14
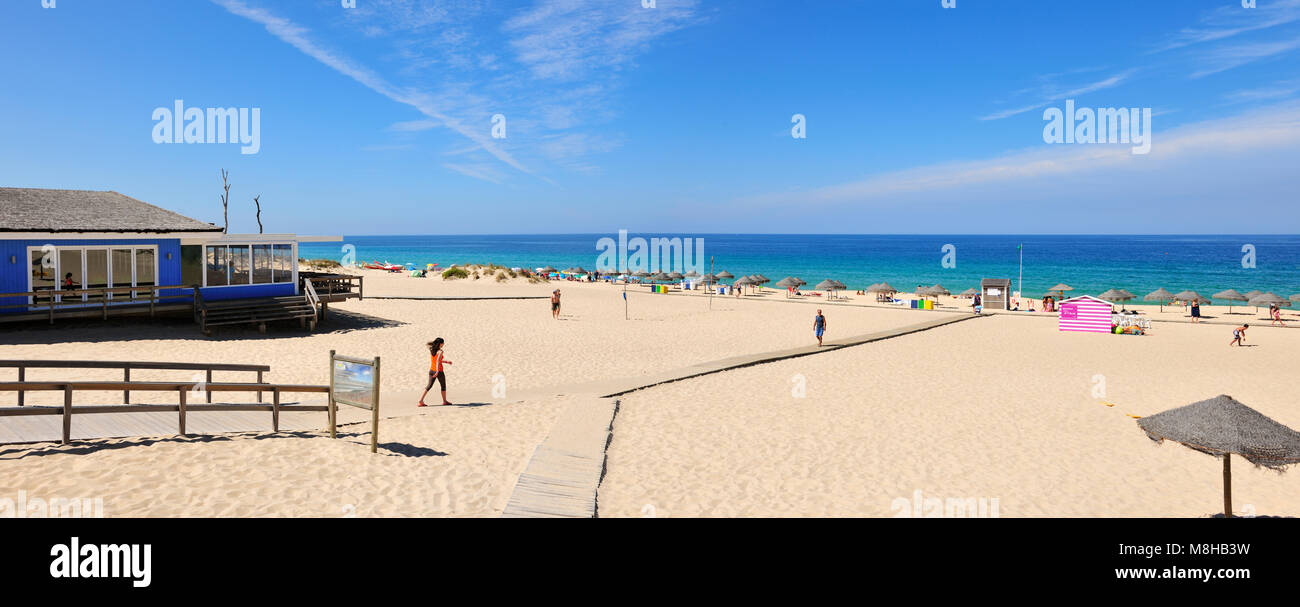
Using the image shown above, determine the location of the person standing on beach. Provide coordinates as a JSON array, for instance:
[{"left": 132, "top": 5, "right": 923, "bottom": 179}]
[
  {"left": 551, "top": 289, "right": 561, "bottom": 319},
  {"left": 972, "top": 293, "right": 982, "bottom": 315},
  {"left": 418, "top": 338, "right": 453, "bottom": 407},
  {"left": 1229, "top": 324, "right": 1249, "bottom": 347},
  {"left": 1271, "top": 304, "right": 1285, "bottom": 327},
  {"left": 1190, "top": 299, "right": 1201, "bottom": 323},
  {"left": 813, "top": 309, "right": 827, "bottom": 347}
]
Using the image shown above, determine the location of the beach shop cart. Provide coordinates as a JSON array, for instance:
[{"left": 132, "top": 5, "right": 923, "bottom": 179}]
[{"left": 980, "top": 278, "right": 1011, "bottom": 311}]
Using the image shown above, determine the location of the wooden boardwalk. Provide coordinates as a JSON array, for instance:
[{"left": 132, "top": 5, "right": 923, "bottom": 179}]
[{"left": 501, "top": 313, "right": 985, "bottom": 518}]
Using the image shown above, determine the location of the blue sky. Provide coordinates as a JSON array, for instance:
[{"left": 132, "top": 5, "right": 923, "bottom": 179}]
[{"left": 2, "top": 0, "right": 1298, "bottom": 234}]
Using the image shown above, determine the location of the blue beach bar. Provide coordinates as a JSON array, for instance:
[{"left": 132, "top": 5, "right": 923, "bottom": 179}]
[{"left": 0, "top": 187, "right": 351, "bottom": 331}]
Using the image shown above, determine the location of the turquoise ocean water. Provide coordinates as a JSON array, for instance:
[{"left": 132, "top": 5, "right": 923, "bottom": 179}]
[{"left": 298, "top": 234, "right": 1300, "bottom": 303}]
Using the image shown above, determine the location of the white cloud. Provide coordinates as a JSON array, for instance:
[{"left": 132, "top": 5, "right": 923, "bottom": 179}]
[
  {"left": 980, "top": 70, "right": 1136, "bottom": 121},
  {"left": 740, "top": 101, "right": 1300, "bottom": 210}
]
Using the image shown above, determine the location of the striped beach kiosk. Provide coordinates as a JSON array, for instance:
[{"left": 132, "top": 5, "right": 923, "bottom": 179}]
[{"left": 1057, "top": 295, "right": 1113, "bottom": 333}]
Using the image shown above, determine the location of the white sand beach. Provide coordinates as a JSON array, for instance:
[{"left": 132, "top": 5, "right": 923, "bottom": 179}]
[{"left": 2, "top": 268, "right": 1298, "bottom": 517}]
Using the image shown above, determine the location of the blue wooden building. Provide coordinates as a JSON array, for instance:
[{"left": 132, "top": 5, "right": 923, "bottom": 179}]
[{"left": 0, "top": 187, "right": 351, "bottom": 331}]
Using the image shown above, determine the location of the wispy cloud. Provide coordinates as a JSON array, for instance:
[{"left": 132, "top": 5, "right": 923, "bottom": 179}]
[
  {"left": 504, "top": 0, "right": 700, "bottom": 81},
  {"left": 217, "top": 0, "right": 698, "bottom": 183},
  {"left": 979, "top": 70, "right": 1136, "bottom": 121},
  {"left": 741, "top": 101, "right": 1300, "bottom": 210},
  {"left": 212, "top": 0, "right": 530, "bottom": 178},
  {"left": 1154, "top": 0, "right": 1300, "bottom": 52},
  {"left": 1190, "top": 35, "right": 1300, "bottom": 78}
]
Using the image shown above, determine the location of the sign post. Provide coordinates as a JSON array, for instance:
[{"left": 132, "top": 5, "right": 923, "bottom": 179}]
[{"left": 329, "top": 350, "right": 381, "bottom": 453}]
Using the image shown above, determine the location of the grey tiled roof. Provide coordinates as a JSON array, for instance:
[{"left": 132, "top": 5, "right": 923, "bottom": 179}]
[{"left": 0, "top": 188, "right": 223, "bottom": 233}]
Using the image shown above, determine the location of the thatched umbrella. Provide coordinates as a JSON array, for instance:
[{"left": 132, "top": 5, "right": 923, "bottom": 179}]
[
  {"left": 869, "top": 282, "right": 897, "bottom": 294},
  {"left": 651, "top": 272, "right": 671, "bottom": 283},
  {"left": 958, "top": 287, "right": 980, "bottom": 299},
  {"left": 1248, "top": 292, "right": 1289, "bottom": 310},
  {"left": 814, "top": 279, "right": 841, "bottom": 294},
  {"left": 1046, "top": 283, "right": 1074, "bottom": 300},
  {"left": 668, "top": 271, "right": 684, "bottom": 280},
  {"left": 1173, "top": 290, "right": 1210, "bottom": 304},
  {"left": 774, "top": 276, "right": 802, "bottom": 297},
  {"left": 1145, "top": 288, "right": 1175, "bottom": 312},
  {"left": 715, "top": 271, "right": 734, "bottom": 280},
  {"left": 1098, "top": 288, "right": 1133, "bottom": 303},
  {"left": 572, "top": 266, "right": 588, "bottom": 274},
  {"left": 1137, "top": 395, "right": 1300, "bottom": 517},
  {"left": 1244, "top": 290, "right": 1264, "bottom": 300},
  {"left": 541, "top": 266, "right": 557, "bottom": 274},
  {"left": 1212, "top": 289, "right": 1248, "bottom": 314}
]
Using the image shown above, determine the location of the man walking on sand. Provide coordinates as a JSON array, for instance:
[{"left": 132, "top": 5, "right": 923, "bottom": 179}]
[
  {"left": 814, "top": 309, "right": 827, "bottom": 347},
  {"left": 551, "top": 289, "right": 561, "bottom": 319}
]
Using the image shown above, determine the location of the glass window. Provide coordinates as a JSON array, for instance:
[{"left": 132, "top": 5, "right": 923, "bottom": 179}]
[
  {"left": 252, "top": 245, "right": 273, "bottom": 284},
  {"left": 135, "top": 249, "right": 156, "bottom": 288},
  {"left": 206, "top": 246, "right": 228, "bottom": 287},
  {"left": 31, "top": 250, "right": 55, "bottom": 304},
  {"left": 59, "top": 249, "right": 83, "bottom": 298},
  {"left": 85, "top": 249, "right": 108, "bottom": 301},
  {"left": 111, "top": 249, "right": 133, "bottom": 291},
  {"left": 229, "top": 245, "right": 250, "bottom": 284},
  {"left": 273, "top": 244, "right": 293, "bottom": 283},
  {"left": 181, "top": 246, "right": 202, "bottom": 287}
]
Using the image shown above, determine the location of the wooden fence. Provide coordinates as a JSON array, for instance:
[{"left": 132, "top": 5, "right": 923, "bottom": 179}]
[
  {"left": 0, "top": 381, "right": 329, "bottom": 444},
  {"left": 0, "top": 360, "right": 271, "bottom": 407}
]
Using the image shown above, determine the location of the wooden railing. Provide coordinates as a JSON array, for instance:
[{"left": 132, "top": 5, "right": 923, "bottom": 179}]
[
  {"left": 300, "top": 273, "right": 363, "bottom": 301},
  {"left": 0, "top": 360, "right": 271, "bottom": 407},
  {"left": 303, "top": 277, "right": 321, "bottom": 326},
  {"left": 0, "top": 284, "right": 190, "bottom": 324},
  {"left": 0, "top": 381, "right": 328, "bottom": 444}
]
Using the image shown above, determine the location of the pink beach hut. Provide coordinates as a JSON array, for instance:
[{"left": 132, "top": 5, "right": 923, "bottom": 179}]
[{"left": 1057, "top": 295, "right": 1114, "bottom": 333}]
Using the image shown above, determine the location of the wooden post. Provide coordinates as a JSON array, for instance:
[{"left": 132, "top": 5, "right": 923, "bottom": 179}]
[
  {"left": 1223, "top": 454, "right": 1233, "bottom": 518},
  {"left": 358, "top": 276, "right": 363, "bottom": 300},
  {"left": 62, "top": 386, "right": 72, "bottom": 445},
  {"left": 328, "top": 350, "right": 337, "bottom": 439},
  {"left": 206, "top": 369, "right": 213, "bottom": 403},
  {"left": 371, "top": 356, "right": 380, "bottom": 454},
  {"left": 123, "top": 366, "right": 130, "bottom": 404},
  {"left": 17, "top": 366, "right": 24, "bottom": 407},
  {"left": 257, "top": 370, "right": 264, "bottom": 403},
  {"left": 178, "top": 388, "right": 187, "bottom": 437},
  {"left": 272, "top": 388, "right": 280, "bottom": 432}
]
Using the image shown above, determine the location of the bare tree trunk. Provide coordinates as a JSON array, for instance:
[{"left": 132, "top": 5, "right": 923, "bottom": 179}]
[
  {"left": 253, "top": 194, "right": 263, "bottom": 234},
  {"left": 220, "top": 169, "right": 230, "bottom": 234}
]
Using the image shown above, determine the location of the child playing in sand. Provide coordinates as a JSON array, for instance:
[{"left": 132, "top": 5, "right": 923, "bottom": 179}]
[
  {"left": 1229, "top": 324, "right": 1249, "bottom": 347},
  {"left": 419, "top": 338, "right": 453, "bottom": 406}
]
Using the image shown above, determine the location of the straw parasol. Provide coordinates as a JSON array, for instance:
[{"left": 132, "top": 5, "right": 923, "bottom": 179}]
[
  {"left": 1212, "top": 289, "right": 1248, "bottom": 314},
  {"left": 1173, "top": 290, "right": 1210, "bottom": 304},
  {"left": 668, "top": 271, "right": 684, "bottom": 280},
  {"left": 715, "top": 271, "right": 734, "bottom": 279},
  {"left": 958, "top": 287, "right": 980, "bottom": 298},
  {"left": 1098, "top": 288, "right": 1134, "bottom": 303},
  {"left": 868, "top": 282, "right": 897, "bottom": 294},
  {"left": 1145, "top": 288, "right": 1175, "bottom": 312},
  {"left": 1244, "top": 290, "right": 1264, "bottom": 300},
  {"left": 774, "top": 276, "right": 802, "bottom": 297},
  {"left": 814, "top": 279, "right": 840, "bottom": 291},
  {"left": 1247, "top": 292, "right": 1289, "bottom": 308},
  {"left": 1137, "top": 395, "right": 1300, "bottom": 517},
  {"left": 541, "top": 266, "right": 557, "bottom": 274},
  {"left": 1046, "top": 283, "right": 1074, "bottom": 300}
]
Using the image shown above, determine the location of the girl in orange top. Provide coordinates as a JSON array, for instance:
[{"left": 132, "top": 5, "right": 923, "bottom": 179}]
[{"left": 419, "top": 338, "right": 453, "bottom": 407}]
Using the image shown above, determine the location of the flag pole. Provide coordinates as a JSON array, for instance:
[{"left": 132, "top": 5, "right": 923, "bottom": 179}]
[
  {"left": 1018, "top": 243, "right": 1023, "bottom": 309},
  {"left": 708, "top": 256, "right": 715, "bottom": 310}
]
